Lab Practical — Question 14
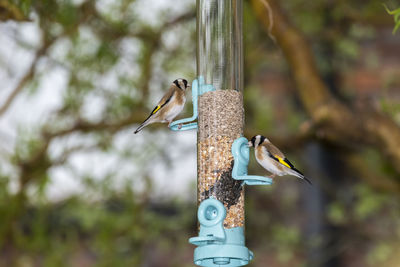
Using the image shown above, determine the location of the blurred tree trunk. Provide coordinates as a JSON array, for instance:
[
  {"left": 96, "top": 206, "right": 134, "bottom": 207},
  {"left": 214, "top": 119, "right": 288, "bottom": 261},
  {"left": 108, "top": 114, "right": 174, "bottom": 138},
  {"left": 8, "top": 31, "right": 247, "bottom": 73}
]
[{"left": 303, "top": 143, "right": 351, "bottom": 267}]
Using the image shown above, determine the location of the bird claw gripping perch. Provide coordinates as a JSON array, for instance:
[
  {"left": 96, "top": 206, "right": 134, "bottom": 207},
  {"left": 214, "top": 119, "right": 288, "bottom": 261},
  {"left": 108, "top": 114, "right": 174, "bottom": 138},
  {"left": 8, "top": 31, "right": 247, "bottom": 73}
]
[
  {"left": 189, "top": 198, "right": 253, "bottom": 267},
  {"left": 232, "top": 137, "right": 274, "bottom": 186},
  {"left": 169, "top": 76, "right": 214, "bottom": 131}
]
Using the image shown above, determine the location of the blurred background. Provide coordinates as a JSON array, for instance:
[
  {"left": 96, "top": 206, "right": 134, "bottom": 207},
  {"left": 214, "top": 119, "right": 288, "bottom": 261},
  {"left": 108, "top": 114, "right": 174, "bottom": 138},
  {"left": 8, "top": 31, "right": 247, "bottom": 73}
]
[{"left": 1, "top": 0, "right": 400, "bottom": 266}]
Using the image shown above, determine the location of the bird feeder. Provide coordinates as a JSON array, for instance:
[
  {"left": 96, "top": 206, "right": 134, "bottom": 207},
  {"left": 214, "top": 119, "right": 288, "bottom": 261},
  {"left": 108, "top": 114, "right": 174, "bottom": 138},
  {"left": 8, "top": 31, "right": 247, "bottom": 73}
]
[{"left": 170, "top": 0, "right": 272, "bottom": 266}]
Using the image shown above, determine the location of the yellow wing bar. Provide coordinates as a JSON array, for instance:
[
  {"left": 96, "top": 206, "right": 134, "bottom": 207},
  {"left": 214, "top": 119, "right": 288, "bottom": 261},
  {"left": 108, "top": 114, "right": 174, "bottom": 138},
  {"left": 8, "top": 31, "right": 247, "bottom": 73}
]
[
  {"left": 276, "top": 156, "right": 291, "bottom": 169},
  {"left": 152, "top": 105, "right": 161, "bottom": 114}
]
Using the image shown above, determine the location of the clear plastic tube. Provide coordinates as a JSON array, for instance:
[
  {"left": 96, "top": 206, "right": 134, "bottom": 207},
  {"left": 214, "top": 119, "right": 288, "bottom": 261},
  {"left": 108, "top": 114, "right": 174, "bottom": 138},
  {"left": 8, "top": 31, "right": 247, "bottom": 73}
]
[{"left": 197, "top": 0, "right": 244, "bottom": 228}]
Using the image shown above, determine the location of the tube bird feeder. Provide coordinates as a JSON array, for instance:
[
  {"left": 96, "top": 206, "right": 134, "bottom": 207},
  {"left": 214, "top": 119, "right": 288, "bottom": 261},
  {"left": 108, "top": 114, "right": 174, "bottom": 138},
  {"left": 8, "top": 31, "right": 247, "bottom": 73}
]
[
  {"left": 197, "top": 0, "right": 244, "bottom": 230},
  {"left": 189, "top": 0, "right": 251, "bottom": 266},
  {"left": 169, "top": 0, "right": 272, "bottom": 265}
]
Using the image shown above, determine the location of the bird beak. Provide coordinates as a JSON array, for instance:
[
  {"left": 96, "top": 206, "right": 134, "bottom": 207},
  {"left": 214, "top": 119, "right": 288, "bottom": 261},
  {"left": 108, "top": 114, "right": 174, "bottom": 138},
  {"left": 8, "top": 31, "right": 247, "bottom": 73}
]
[{"left": 248, "top": 141, "right": 253, "bottom": 147}]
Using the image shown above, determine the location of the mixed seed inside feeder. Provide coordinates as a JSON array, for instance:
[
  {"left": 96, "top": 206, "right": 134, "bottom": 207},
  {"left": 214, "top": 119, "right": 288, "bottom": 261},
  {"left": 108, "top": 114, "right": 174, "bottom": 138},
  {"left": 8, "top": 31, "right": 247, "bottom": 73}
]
[{"left": 198, "top": 89, "right": 245, "bottom": 228}]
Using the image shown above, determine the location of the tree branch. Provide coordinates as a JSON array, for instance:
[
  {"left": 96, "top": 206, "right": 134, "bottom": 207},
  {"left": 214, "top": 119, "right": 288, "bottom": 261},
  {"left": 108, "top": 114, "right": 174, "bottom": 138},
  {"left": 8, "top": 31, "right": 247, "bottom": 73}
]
[
  {"left": 0, "top": 42, "right": 51, "bottom": 117},
  {"left": 347, "top": 154, "right": 400, "bottom": 194},
  {"left": 13, "top": 7, "right": 195, "bottom": 194},
  {"left": 251, "top": 0, "right": 400, "bottom": 174},
  {"left": 44, "top": 109, "right": 149, "bottom": 139},
  {"left": 0, "top": 0, "right": 30, "bottom": 21},
  {"left": 0, "top": 62, "right": 35, "bottom": 117}
]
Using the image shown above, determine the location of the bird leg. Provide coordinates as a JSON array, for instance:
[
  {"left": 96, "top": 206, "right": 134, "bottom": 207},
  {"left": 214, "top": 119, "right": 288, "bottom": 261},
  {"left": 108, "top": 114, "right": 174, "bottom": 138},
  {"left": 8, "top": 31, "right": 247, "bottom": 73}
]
[{"left": 167, "top": 120, "right": 183, "bottom": 129}]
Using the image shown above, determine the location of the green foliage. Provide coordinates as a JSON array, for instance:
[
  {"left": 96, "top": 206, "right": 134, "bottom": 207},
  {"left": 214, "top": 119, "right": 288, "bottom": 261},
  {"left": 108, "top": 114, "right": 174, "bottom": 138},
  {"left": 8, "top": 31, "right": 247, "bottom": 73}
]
[
  {"left": 0, "top": 182, "right": 196, "bottom": 265},
  {"left": 244, "top": 86, "right": 274, "bottom": 131},
  {"left": 327, "top": 202, "right": 346, "bottom": 225},
  {"left": 367, "top": 242, "right": 393, "bottom": 265},
  {"left": 0, "top": 0, "right": 198, "bottom": 265},
  {"left": 384, "top": 5, "right": 400, "bottom": 34},
  {"left": 16, "top": 0, "right": 32, "bottom": 15},
  {"left": 354, "top": 185, "right": 387, "bottom": 220}
]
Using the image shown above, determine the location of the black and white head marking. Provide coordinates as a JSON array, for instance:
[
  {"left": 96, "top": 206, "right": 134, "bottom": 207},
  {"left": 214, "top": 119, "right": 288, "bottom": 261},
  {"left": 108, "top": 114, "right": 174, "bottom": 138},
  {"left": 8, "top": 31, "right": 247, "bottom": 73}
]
[
  {"left": 173, "top": 78, "right": 189, "bottom": 90},
  {"left": 250, "top": 135, "right": 268, "bottom": 147}
]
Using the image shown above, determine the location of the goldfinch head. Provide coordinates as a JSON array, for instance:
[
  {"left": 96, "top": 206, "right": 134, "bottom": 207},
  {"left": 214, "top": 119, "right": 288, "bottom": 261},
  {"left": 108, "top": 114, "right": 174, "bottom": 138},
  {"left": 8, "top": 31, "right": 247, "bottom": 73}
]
[
  {"left": 248, "top": 135, "right": 269, "bottom": 148},
  {"left": 173, "top": 78, "right": 190, "bottom": 91}
]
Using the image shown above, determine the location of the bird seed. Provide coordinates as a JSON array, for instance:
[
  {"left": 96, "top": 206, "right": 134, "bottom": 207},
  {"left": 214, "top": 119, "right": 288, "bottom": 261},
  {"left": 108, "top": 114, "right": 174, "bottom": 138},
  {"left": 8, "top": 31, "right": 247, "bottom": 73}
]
[{"left": 198, "top": 89, "right": 245, "bottom": 228}]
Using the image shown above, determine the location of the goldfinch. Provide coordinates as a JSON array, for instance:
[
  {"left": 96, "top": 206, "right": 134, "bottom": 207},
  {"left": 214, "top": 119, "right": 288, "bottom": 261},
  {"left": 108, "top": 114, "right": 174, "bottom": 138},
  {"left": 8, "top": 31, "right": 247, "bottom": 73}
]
[
  {"left": 248, "top": 135, "right": 312, "bottom": 184},
  {"left": 134, "top": 78, "right": 189, "bottom": 134}
]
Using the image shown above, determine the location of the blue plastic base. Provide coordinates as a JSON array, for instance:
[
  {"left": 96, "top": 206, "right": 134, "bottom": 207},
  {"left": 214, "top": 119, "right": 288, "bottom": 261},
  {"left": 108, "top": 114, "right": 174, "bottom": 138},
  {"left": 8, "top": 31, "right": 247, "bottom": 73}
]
[
  {"left": 189, "top": 199, "right": 253, "bottom": 267},
  {"left": 193, "top": 227, "right": 253, "bottom": 267}
]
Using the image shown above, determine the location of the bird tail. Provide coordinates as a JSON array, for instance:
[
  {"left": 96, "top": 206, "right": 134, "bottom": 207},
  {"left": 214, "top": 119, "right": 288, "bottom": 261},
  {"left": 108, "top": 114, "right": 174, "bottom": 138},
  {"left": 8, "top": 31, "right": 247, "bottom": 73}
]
[
  {"left": 134, "top": 116, "right": 152, "bottom": 134},
  {"left": 291, "top": 167, "right": 312, "bottom": 185}
]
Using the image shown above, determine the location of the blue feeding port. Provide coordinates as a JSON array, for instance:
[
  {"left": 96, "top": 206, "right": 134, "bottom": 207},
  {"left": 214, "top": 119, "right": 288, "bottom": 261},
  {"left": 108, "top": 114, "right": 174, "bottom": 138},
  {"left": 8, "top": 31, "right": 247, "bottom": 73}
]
[
  {"left": 189, "top": 198, "right": 253, "bottom": 267},
  {"left": 232, "top": 137, "right": 273, "bottom": 186},
  {"left": 169, "top": 77, "right": 215, "bottom": 131}
]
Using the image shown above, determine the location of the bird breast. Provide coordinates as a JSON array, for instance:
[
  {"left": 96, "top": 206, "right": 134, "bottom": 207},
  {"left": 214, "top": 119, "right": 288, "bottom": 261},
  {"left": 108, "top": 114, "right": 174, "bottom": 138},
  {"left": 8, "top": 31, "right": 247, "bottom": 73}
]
[{"left": 164, "top": 95, "right": 185, "bottom": 121}]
